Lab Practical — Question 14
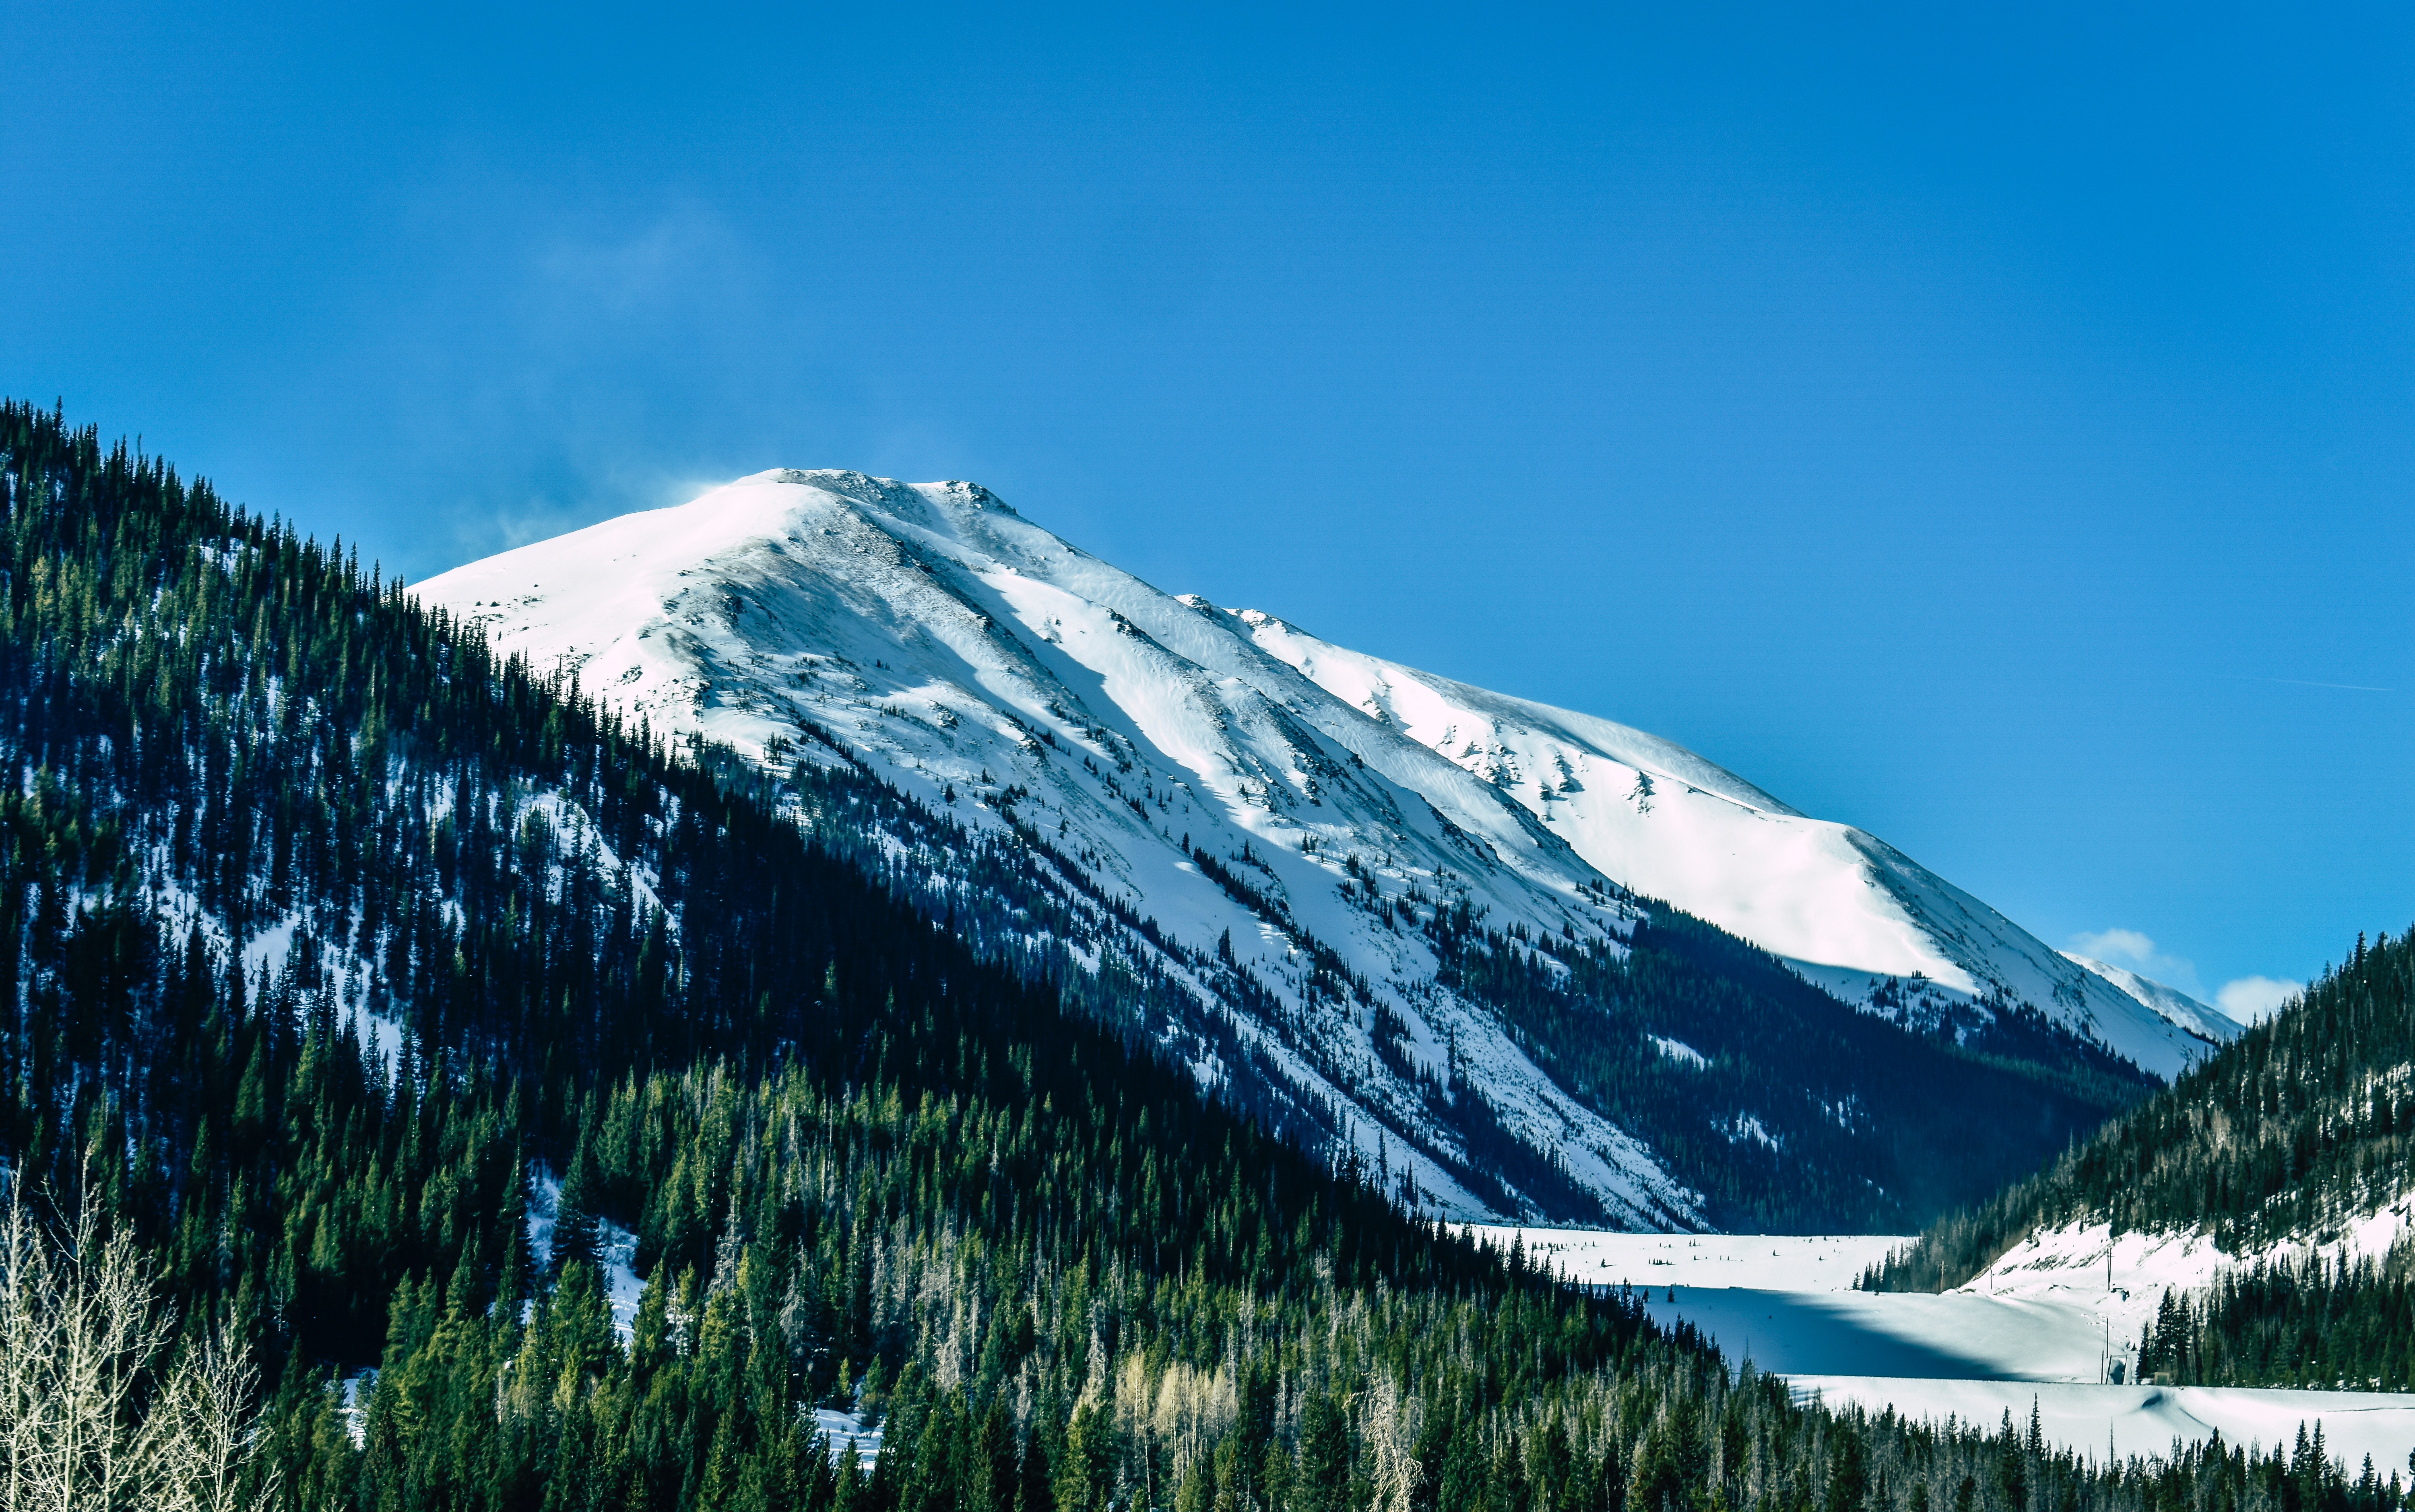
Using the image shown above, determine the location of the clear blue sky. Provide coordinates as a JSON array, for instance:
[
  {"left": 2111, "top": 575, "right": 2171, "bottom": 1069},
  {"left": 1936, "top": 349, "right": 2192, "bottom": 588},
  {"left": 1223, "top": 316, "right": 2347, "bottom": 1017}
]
[{"left": 7, "top": 2, "right": 2410, "bottom": 1011}]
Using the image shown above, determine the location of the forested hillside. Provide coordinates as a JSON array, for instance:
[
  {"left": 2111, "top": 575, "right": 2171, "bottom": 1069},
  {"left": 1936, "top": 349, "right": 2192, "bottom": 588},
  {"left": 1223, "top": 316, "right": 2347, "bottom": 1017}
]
[
  {"left": 0, "top": 400, "right": 2393, "bottom": 1510},
  {"left": 1861, "top": 928, "right": 2415, "bottom": 1389}
]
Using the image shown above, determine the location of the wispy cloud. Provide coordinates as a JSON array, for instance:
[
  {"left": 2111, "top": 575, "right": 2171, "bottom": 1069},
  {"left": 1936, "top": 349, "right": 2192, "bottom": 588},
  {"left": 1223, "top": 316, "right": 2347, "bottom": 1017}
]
[
  {"left": 2072, "top": 927, "right": 2303, "bottom": 1025},
  {"left": 2213, "top": 976, "right": 2303, "bottom": 1025},
  {"left": 2233, "top": 675, "right": 2393, "bottom": 693},
  {"left": 2068, "top": 928, "right": 2215, "bottom": 1003},
  {"left": 2071, "top": 928, "right": 2158, "bottom": 967}
]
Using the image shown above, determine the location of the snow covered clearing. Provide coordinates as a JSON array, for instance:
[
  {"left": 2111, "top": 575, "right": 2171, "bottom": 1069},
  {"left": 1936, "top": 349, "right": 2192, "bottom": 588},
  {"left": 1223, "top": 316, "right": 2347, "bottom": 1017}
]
[
  {"left": 1953, "top": 1202, "right": 2415, "bottom": 1367},
  {"left": 809, "top": 1408, "right": 883, "bottom": 1467},
  {"left": 1486, "top": 1227, "right": 2415, "bottom": 1471},
  {"left": 1790, "top": 1378, "right": 2415, "bottom": 1478},
  {"left": 596, "top": 1219, "right": 645, "bottom": 1343},
  {"left": 524, "top": 1173, "right": 646, "bottom": 1343},
  {"left": 1462, "top": 1227, "right": 1904, "bottom": 1291},
  {"left": 1649, "top": 1036, "right": 1710, "bottom": 1069}
]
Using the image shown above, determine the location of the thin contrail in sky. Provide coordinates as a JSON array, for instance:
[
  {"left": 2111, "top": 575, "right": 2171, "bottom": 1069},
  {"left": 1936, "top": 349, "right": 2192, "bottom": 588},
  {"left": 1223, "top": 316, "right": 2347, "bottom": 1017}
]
[{"left": 2235, "top": 675, "right": 2394, "bottom": 693}]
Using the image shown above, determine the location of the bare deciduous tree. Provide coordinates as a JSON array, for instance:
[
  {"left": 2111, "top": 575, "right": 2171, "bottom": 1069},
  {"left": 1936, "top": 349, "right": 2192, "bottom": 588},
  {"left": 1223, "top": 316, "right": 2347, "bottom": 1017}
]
[
  {"left": 0, "top": 1180, "right": 276, "bottom": 1512},
  {"left": 1366, "top": 1374, "right": 1425, "bottom": 1512}
]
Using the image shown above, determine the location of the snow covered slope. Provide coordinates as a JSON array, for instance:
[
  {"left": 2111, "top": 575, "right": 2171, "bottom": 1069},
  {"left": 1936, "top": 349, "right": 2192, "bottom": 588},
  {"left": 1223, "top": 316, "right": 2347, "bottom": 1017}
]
[
  {"left": 2061, "top": 954, "right": 2237, "bottom": 1046},
  {"left": 1956, "top": 1205, "right": 2415, "bottom": 1384},
  {"left": 1234, "top": 617, "right": 2233, "bottom": 1078},
  {"left": 421, "top": 469, "right": 2227, "bottom": 1221}
]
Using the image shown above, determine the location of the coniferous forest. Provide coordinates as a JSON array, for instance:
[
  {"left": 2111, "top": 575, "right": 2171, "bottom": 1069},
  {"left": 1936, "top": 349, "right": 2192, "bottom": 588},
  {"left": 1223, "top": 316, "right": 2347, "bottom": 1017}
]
[
  {"left": 0, "top": 399, "right": 2405, "bottom": 1510},
  {"left": 1861, "top": 928, "right": 2415, "bottom": 1390}
]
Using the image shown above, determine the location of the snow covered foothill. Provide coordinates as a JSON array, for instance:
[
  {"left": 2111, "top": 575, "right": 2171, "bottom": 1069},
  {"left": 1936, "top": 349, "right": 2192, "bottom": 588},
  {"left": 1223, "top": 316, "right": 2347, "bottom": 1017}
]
[
  {"left": 1953, "top": 1200, "right": 2415, "bottom": 1374},
  {"left": 422, "top": 468, "right": 2231, "bottom": 1223}
]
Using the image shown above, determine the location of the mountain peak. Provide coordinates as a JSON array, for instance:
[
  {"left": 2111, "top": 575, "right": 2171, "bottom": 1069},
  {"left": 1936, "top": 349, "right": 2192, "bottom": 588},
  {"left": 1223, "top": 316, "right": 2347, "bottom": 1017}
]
[{"left": 420, "top": 470, "right": 2234, "bottom": 1225}]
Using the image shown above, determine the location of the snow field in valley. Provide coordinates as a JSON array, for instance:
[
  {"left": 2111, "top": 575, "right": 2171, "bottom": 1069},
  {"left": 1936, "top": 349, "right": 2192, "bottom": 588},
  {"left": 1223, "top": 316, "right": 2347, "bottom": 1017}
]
[
  {"left": 1789, "top": 1377, "right": 2415, "bottom": 1480},
  {"left": 1484, "top": 1227, "right": 2415, "bottom": 1473},
  {"left": 1461, "top": 1227, "right": 1905, "bottom": 1292}
]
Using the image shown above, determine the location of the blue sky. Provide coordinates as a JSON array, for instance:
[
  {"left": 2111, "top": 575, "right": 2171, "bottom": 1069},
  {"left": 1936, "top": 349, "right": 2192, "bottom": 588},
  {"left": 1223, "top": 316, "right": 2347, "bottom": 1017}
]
[{"left": 7, "top": 2, "right": 2411, "bottom": 1013}]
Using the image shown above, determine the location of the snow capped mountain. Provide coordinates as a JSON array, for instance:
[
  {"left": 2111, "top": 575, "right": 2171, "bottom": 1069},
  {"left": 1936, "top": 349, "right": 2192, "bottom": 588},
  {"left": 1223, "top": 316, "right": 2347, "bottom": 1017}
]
[{"left": 421, "top": 469, "right": 2231, "bottom": 1224}]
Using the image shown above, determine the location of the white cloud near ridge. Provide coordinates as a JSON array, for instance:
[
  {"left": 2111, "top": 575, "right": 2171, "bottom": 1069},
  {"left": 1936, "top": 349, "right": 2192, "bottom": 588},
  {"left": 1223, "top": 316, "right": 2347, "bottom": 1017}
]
[
  {"left": 2072, "top": 926, "right": 2300, "bottom": 1026},
  {"left": 2213, "top": 976, "right": 2302, "bottom": 1025},
  {"left": 2068, "top": 928, "right": 2209, "bottom": 1000},
  {"left": 2071, "top": 928, "right": 2158, "bottom": 968}
]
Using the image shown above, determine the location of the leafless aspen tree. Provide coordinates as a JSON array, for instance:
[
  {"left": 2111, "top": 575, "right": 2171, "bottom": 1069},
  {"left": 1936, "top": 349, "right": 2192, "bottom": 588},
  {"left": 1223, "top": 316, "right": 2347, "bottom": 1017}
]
[
  {"left": 0, "top": 1180, "right": 277, "bottom": 1512},
  {"left": 1365, "top": 1375, "right": 1425, "bottom": 1512}
]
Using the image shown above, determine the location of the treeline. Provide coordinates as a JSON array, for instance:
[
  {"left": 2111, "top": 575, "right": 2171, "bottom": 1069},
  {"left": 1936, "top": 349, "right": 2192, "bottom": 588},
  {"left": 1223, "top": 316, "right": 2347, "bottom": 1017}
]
[{"left": 0, "top": 399, "right": 2402, "bottom": 1510}]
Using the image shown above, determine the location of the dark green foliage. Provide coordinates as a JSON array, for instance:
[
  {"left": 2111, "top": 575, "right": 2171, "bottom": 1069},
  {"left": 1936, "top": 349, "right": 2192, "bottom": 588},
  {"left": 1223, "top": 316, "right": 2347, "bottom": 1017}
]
[
  {"left": 0, "top": 401, "right": 2398, "bottom": 1510},
  {"left": 2131, "top": 1240, "right": 2415, "bottom": 1391}
]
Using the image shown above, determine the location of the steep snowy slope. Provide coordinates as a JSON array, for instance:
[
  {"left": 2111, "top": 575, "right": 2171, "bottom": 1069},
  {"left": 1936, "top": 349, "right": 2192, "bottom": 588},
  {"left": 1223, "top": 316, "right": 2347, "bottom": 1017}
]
[
  {"left": 1211, "top": 618, "right": 2231, "bottom": 1077},
  {"left": 423, "top": 469, "right": 2224, "bottom": 1222},
  {"left": 2059, "top": 954, "right": 2235, "bottom": 1046}
]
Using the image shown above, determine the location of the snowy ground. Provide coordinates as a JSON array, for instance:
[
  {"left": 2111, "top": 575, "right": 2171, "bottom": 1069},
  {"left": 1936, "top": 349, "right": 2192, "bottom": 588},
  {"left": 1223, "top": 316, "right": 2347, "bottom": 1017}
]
[
  {"left": 1791, "top": 1378, "right": 2415, "bottom": 1477},
  {"left": 525, "top": 1172, "right": 646, "bottom": 1342},
  {"left": 1494, "top": 1227, "right": 2415, "bottom": 1472},
  {"left": 526, "top": 1174, "right": 875, "bottom": 1465},
  {"left": 809, "top": 1408, "right": 883, "bottom": 1466},
  {"left": 1463, "top": 1227, "right": 1905, "bottom": 1291},
  {"left": 1638, "top": 1286, "right": 2113, "bottom": 1381}
]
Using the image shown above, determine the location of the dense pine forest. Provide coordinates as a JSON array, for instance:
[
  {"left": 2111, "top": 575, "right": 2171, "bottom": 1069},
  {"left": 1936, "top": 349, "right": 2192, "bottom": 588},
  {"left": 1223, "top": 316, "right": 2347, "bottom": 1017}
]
[
  {"left": 1860, "top": 928, "right": 2415, "bottom": 1389},
  {"left": 0, "top": 399, "right": 2400, "bottom": 1510},
  {"left": 2131, "top": 1242, "right": 2415, "bottom": 1392}
]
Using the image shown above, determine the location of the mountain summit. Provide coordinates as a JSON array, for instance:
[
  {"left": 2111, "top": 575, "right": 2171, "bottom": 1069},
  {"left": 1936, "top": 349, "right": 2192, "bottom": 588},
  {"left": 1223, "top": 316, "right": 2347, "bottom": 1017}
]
[{"left": 423, "top": 469, "right": 2229, "bottom": 1225}]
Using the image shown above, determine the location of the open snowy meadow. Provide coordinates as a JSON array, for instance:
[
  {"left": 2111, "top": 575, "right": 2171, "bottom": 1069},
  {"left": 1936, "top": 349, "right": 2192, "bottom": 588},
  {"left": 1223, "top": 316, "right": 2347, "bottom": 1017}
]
[{"left": 1467, "top": 1228, "right": 2415, "bottom": 1473}]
